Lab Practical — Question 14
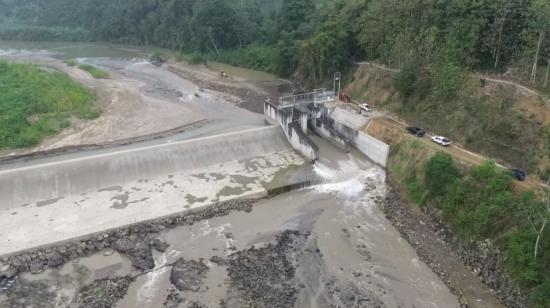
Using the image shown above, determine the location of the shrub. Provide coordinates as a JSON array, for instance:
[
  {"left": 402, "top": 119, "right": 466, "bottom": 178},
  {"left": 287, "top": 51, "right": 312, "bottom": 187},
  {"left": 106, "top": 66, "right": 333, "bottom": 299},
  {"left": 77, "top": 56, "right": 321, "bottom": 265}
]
[
  {"left": 394, "top": 62, "right": 419, "bottom": 98},
  {"left": 78, "top": 64, "right": 109, "bottom": 79},
  {"left": 189, "top": 52, "right": 207, "bottom": 65},
  {"left": 64, "top": 59, "right": 78, "bottom": 66},
  {"left": 424, "top": 152, "right": 460, "bottom": 197}
]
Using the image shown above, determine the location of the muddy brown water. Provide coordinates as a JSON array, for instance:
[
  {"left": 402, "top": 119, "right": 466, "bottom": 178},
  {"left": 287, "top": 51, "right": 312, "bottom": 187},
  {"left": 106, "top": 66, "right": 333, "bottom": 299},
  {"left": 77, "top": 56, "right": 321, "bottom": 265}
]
[{"left": 5, "top": 137, "right": 460, "bottom": 308}]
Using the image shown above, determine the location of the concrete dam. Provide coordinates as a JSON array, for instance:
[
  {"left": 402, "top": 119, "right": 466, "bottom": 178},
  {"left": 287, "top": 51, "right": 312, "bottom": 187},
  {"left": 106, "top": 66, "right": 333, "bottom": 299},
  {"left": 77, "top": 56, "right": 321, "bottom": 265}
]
[
  {"left": 0, "top": 93, "right": 389, "bottom": 256},
  {"left": 0, "top": 125, "right": 305, "bottom": 255},
  {"left": 0, "top": 126, "right": 292, "bottom": 208}
]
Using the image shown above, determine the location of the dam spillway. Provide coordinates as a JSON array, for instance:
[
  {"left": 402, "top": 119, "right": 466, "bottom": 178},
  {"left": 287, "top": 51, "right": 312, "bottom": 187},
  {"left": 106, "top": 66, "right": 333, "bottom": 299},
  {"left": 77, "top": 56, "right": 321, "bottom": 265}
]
[
  {"left": 0, "top": 126, "right": 292, "bottom": 209},
  {"left": 0, "top": 125, "right": 305, "bottom": 255}
]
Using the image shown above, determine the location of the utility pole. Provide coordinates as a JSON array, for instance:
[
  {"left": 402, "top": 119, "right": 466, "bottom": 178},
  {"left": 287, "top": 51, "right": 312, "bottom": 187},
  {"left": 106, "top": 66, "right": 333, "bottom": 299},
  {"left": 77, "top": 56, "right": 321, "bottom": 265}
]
[{"left": 334, "top": 72, "right": 341, "bottom": 99}]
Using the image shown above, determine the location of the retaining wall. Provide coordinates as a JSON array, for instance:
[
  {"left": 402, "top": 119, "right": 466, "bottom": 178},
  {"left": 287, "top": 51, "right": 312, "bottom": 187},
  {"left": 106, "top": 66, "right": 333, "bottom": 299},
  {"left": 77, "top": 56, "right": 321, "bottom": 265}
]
[
  {"left": 331, "top": 114, "right": 389, "bottom": 168},
  {"left": 310, "top": 117, "right": 351, "bottom": 152}
]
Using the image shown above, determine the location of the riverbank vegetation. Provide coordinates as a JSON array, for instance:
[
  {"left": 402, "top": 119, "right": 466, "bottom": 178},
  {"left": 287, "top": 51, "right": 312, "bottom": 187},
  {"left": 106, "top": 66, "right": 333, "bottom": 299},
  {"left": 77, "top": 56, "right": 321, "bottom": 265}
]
[
  {"left": 0, "top": 61, "right": 98, "bottom": 148},
  {"left": 78, "top": 64, "right": 109, "bottom": 79},
  {"left": 390, "top": 140, "right": 550, "bottom": 307}
]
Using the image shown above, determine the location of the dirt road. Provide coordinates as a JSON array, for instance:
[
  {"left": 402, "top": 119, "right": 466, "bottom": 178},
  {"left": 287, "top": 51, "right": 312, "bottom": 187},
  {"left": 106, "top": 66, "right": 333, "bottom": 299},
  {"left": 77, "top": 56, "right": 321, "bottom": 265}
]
[{"left": 365, "top": 115, "right": 542, "bottom": 192}]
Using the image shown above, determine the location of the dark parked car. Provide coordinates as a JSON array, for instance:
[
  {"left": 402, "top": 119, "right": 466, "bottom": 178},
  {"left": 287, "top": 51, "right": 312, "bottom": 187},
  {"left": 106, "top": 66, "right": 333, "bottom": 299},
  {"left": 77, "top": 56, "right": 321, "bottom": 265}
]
[
  {"left": 406, "top": 127, "right": 426, "bottom": 137},
  {"left": 511, "top": 169, "right": 526, "bottom": 181}
]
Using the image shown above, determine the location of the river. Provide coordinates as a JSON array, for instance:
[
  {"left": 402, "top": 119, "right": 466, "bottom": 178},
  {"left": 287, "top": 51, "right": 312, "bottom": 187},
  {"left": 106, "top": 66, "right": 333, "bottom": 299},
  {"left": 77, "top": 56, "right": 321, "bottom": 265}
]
[{"left": 0, "top": 41, "right": 460, "bottom": 307}]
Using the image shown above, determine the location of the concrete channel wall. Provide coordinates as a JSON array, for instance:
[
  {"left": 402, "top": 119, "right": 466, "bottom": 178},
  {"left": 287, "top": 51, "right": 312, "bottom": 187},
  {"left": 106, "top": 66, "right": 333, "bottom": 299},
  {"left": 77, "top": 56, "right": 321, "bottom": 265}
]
[
  {"left": 310, "top": 117, "right": 351, "bottom": 152},
  {"left": 0, "top": 126, "right": 292, "bottom": 208},
  {"left": 264, "top": 101, "right": 319, "bottom": 162},
  {"left": 332, "top": 120, "right": 390, "bottom": 168}
]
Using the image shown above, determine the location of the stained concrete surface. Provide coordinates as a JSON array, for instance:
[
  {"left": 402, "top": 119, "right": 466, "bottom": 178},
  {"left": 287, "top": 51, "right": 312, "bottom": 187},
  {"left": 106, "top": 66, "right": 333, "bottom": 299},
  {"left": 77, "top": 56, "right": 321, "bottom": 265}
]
[
  {"left": 0, "top": 150, "right": 305, "bottom": 256},
  {"left": 0, "top": 126, "right": 292, "bottom": 208}
]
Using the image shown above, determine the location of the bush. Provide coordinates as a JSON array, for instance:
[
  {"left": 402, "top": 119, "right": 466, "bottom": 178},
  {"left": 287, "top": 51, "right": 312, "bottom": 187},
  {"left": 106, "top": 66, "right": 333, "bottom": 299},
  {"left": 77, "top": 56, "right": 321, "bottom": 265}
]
[
  {"left": 394, "top": 62, "right": 419, "bottom": 98},
  {"left": 189, "top": 53, "right": 207, "bottom": 65},
  {"left": 217, "top": 45, "right": 281, "bottom": 74},
  {"left": 65, "top": 59, "right": 78, "bottom": 66},
  {"left": 424, "top": 152, "right": 460, "bottom": 197},
  {"left": 78, "top": 64, "right": 109, "bottom": 79}
]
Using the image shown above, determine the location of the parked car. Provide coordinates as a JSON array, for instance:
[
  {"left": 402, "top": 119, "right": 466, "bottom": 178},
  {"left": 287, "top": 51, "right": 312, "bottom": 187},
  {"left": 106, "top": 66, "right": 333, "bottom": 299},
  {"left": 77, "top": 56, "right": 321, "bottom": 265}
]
[
  {"left": 359, "top": 103, "right": 372, "bottom": 112},
  {"left": 431, "top": 136, "right": 452, "bottom": 146},
  {"left": 406, "top": 127, "right": 426, "bottom": 137},
  {"left": 511, "top": 169, "right": 527, "bottom": 181}
]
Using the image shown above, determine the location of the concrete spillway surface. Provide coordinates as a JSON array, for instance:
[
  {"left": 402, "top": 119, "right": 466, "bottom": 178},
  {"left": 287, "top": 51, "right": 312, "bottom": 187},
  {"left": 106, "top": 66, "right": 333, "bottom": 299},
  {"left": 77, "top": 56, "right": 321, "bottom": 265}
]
[{"left": 0, "top": 126, "right": 306, "bottom": 255}]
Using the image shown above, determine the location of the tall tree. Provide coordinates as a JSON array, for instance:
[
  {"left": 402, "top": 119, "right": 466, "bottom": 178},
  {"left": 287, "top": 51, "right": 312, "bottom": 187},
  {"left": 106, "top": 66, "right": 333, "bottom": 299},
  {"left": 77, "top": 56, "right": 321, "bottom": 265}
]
[{"left": 528, "top": 0, "right": 550, "bottom": 84}]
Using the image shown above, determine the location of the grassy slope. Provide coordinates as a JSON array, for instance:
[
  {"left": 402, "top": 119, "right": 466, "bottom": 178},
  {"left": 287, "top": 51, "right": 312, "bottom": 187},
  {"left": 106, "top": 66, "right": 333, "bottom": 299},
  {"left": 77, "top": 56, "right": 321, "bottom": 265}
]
[
  {"left": 0, "top": 60, "right": 98, "bottom": 148},
  {"left": 388, "top": 139, "right": 550, "bottom": 307}
]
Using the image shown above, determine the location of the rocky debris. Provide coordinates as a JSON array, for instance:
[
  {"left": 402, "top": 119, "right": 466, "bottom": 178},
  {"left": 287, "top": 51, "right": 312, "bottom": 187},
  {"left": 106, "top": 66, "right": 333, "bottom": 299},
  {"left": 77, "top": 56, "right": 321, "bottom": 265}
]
[
  {"left": 382, "top": 185, "right": 526, "bottom": 308},
  {"left": 150, "top": 238, "right": 170, "bottom": 253},
  {"left": 29, "top": 260, "right": 44, "bottom": 273},
  {"left": 170, "top": 258, "right": 209, "bottom": 292},
  {"left": 111, "top": 236, "right": 155, "bottom": 270},
  {"left": 47, "top": 252, "right": 64, "bottom": 268},
  {"left": 226, "top": 230, "right": 301, "bottom": 308},
  {"left": 76, "top": 276, "right": 134, "bottom": 308},
  {"left": 457, "top": 240, "right": 525, "bottom": 308},
  {"left": 2, "top": 200, "right": 254, "bottom": 277},
  {"left": 146, "top": 83, "right": 183, "bottom": 99},
  {"left": 0, "top": 273, "right": 15, "bottom": 293},
  {"left": 1, "top": 278, "right": 57, "bottom": 307},
  {"left": 209, "top": 255, "right": 227, "bottom": 266},
  {"left": 163, "top": 287, "right": 184, "bottom": 308},
  {"left": 323, "top": 280, "right": 384, "bottom": 308},
  {"left": 185, "top": 302, "right": 208, "bottom": 308}
]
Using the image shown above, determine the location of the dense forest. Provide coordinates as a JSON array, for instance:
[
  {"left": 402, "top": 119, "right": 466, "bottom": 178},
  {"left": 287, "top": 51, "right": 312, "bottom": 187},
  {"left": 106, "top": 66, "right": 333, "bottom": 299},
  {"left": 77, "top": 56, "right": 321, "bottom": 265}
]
[{"left": 0, "top": 0, "right": 549, "bottom": 90}]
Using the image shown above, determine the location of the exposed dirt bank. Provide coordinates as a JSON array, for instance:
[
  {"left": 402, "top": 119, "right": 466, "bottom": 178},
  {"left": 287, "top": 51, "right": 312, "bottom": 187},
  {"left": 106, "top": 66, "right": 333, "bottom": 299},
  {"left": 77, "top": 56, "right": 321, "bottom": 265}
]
[
  {"left": 0, "top": 55, "right": 204, "bottom": 157},
  {"left": 166, "top": 60, "right": 290, "bottom": 114}
]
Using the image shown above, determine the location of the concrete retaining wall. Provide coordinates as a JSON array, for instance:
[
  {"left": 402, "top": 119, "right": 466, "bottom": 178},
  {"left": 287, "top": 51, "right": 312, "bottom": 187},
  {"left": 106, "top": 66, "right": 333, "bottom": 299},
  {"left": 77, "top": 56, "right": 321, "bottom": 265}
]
[
  {"left": 0, "top": 126, "right": 292, "bottom": 208},
  {"left": 331, "top": 115, "right": 389, "bottom": 168},
  {"left": 311, "top": 117, "right": 351, "bottom": 152},
  {"left": 264, "top": 101, "right": 318, "bottom": 162}
]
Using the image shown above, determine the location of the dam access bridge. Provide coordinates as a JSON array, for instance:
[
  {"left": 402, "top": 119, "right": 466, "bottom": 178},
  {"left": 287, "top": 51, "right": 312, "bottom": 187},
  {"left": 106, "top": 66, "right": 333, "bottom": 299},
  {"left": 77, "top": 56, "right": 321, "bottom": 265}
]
[{"left": 264, "top": 88, "right": 389, "bottom": 167}]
